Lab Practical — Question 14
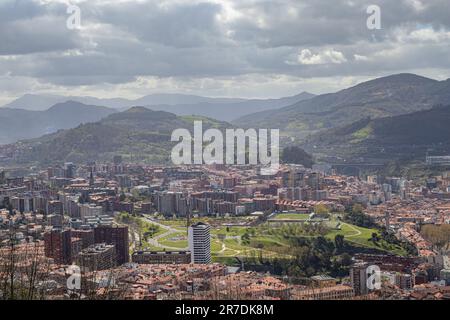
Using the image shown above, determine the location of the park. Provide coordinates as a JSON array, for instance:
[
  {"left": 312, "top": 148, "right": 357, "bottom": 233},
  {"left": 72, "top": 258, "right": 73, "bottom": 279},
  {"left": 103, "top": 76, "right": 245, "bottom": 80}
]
[{"left": 118, "top": 211, "right": 409, "bottom": 266}]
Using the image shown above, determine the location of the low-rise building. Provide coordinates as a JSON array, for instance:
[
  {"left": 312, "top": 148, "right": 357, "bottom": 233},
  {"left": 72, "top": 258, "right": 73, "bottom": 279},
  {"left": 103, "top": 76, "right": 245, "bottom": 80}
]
[{"left": 132, "top": 250, "right": 191, "bottom": 264}]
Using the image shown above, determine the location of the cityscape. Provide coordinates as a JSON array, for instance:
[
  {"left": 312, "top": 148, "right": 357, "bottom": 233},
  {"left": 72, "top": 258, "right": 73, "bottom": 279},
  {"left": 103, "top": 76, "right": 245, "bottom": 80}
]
[
  {"left": 1, "top": 160, "right": 450, "bottom": 300},
  {"left": 1, "top": 0, "right": 450, "bottom": 308}
]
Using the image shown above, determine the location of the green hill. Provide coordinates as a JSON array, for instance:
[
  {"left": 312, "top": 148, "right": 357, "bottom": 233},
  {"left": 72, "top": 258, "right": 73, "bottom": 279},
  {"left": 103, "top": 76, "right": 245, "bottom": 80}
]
[
  {"left": 305, "top": 105, "right": 450, "bottom": 162},
  {"left": 233, "top": 74, "right": 450, "bottom": 140},
  {"left": 14, "top": 107, "right": 230, "bottom": 165}
]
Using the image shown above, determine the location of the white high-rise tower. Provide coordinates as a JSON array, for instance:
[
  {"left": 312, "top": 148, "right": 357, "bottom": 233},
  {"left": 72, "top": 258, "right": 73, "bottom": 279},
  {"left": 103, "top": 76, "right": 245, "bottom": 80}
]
[{"left": 188, "top": 222, "right": 211, "bottom": 264}]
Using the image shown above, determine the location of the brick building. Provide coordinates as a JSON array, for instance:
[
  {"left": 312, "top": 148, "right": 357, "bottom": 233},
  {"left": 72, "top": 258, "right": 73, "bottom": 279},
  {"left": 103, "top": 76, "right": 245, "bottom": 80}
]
[{"left": 94, "top": 225, "right": 129, "bottom": 265}]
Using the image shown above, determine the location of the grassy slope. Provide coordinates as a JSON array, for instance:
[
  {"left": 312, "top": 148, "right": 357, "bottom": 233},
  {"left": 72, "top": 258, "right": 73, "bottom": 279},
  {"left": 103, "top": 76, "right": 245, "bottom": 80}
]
[{"left": 146, "top": 216, "right": 407, "bottom": 260}]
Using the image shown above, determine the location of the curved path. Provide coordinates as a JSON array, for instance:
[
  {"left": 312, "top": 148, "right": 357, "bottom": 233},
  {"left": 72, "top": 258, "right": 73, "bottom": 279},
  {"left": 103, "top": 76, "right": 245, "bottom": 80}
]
[
  {"left": 143, "top": 216, "right": 189, "bottom": 250},
  {"left": 140, "top": 216, "right": 290, "bottom": 259},
  {"left": 341, "top": 222, "right": 362, "bottom": 238}
]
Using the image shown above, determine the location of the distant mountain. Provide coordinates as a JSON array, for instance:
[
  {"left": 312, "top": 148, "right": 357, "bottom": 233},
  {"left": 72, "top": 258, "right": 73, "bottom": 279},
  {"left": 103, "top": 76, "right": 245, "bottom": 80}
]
[
  {"left": 146, "top": 92, "right": 315, "bottom": 121},
  {"left": 134, "top": 93, "right": 246, "bottom": 106},
  {"left": 2, "top": 92, "right": 315, "bottom": 121},
  {"left": 304, "top": 105, "right": 450, "bottom": 162},
  {"left": 233, "top": 74, "right": 450, "bottom": 138},
  {"left": 0, "top": 101, "right": 116, "bottom": 144},
  {"left": 1, "top": 93, "right": 246, "bottom": 111},
  {"left": 13, "top": 107, "right": 230, "bottom": 165},
  {"left": 2, "top": 94, "right": 64, "bottom": 111}
]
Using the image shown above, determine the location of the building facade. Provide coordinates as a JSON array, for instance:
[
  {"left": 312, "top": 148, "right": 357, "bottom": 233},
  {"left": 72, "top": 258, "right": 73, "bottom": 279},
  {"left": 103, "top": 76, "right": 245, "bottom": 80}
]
[{"left": 188, "top": 222, "right": 211, "bottom": 264}]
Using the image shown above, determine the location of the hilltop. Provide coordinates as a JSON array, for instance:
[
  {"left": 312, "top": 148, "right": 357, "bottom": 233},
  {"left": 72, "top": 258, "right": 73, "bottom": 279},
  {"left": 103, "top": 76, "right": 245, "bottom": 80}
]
[
  {"left": 233, "top": 74, "right": 450, "bottom": 139},
  {"left": 13, "top": 107, "right": 230, "bottom": 165}
]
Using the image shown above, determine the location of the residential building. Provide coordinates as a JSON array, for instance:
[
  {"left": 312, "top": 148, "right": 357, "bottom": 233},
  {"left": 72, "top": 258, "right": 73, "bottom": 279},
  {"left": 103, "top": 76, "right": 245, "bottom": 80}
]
[
  {"left": 132, "top": 250, "right": 191, "bottom": 264},
  {"left": 188, "top": 222, "right": 211, "bottom": 264},
  {"left": 77, "top": 243, "right": 116, "bottom": 272},
  {"left": 44, "top": 229, "right": 72, "bottom": 265},
  {"left": 94, "top": 225, "right": 129, "bottom": 265}
]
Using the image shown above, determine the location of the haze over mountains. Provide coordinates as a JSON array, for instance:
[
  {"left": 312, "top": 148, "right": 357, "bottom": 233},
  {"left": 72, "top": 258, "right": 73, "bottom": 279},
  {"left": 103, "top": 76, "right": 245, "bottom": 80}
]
[
  {"left": 139, "top": 92, "right": 315, "bottom": 121},
  {"left": 233, "top": 74, "right": 450, "bottom": 139},
  {"left": 0, "top": 101, "right": 115, "bottom": 144},
  {"left": 3, "top": 73, "right": 450, "bottom": 165},
  {"left": 2, "top": 93, "right": 245, "bottom": 111},
  {"left": 2, "top": 92, "right": 315, "bottom": 122},
  {"left": 14, "top": 107, "right": 229, "bottom": 165}
]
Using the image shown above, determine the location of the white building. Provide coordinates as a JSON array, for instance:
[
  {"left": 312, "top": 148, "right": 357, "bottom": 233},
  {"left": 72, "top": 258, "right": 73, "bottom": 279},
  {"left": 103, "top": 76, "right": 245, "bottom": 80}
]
[
  {"left": 235, "top": 205, "right": 246, "bottom": 216},
  {"left": 80, "top": 203, "right": 103, "bottom": 221},
  {"left": 188, "top": 222, "right": 211, "bottom": 264}
]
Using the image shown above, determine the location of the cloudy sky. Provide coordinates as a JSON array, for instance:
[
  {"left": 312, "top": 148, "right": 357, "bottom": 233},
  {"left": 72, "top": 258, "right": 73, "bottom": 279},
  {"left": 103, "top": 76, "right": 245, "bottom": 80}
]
[{"left": 1, "top": 0, "right": 450, "bottom": 105}]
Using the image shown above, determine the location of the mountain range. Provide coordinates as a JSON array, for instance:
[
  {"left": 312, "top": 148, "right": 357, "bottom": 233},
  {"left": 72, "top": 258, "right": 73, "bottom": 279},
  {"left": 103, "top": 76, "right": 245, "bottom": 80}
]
[
  {"left": 3, "top": 73, "right": 450, "bottom": 166},
  {"left": 138, "top": 92, "right": 315, "bottom": 121},
  {"left": 304, "top": 104, "right": 450, "bottom": 163},
  {"left": 13, "top": 107, "right": 229, "bottom": 165},
  {"left": 233, "top": 73, "right": 450, "bottom": 139},
  {"left": 2, "top": 92, "right": 315, "bottom": 122},
  {"left": 0, "top": 101, "right": 115, "bottom": 144}
]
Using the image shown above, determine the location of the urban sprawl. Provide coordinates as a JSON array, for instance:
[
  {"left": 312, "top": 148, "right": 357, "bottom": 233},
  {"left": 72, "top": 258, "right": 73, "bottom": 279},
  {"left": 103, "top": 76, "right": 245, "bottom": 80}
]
[{"left": 1, "top": 158, "right": 450, "bottom": 300}]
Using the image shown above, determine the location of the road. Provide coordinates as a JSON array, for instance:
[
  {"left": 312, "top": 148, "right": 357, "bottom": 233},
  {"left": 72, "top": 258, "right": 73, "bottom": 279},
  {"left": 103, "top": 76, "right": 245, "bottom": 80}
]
[{"left": 143, "top": 215, "right": 189, "bottom": 250}]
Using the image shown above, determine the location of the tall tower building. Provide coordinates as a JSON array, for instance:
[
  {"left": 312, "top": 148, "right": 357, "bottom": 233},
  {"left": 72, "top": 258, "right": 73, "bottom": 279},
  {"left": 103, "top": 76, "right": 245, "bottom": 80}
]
[
  {"left": 188, "top": 222, "right": 211, "bottom": 264},
  {"left": 385, "top": 211, "right": 390, "bottom": 230},
  {"left": 0, "top": 170, "right": 5, "bottom": 184},
  {"left": 44, "top": 229, "right": 72, "bottom": 265},
  {"left": 64, "top": 162, "right": 76, "bottom": 179},
  {"left": 350, "top": 262, "right": 369, "bottom": 296},
  {"left": 89, "top": 167, "right": 95, "bottom": 187},
  {"left": 94, "top": 225, "right": 129, "bottom": 265}
]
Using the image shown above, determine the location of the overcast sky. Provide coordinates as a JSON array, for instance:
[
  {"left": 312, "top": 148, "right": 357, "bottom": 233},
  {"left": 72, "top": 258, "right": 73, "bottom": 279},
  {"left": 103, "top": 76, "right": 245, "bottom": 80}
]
[{"left": 1, "top": 0, "right": 450, "bottom": 105}]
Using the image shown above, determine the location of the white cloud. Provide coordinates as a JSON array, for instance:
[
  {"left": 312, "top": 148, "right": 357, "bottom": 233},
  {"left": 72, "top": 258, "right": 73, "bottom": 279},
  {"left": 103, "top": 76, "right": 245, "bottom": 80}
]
[
  {"left": 295, "top": 49, "right": 347, "bottom": 65},
  {"left": 353, "top": 54, "right": 370, "bottom": 62},
  {"left": 1, "top": 0, "right": 450, "bottom": 101},
  {"left": 408, "top": 28, "right": 450, "bottom": 42},
  {"left": 407, "top": 0, "right": 426, "bottom": 12}
]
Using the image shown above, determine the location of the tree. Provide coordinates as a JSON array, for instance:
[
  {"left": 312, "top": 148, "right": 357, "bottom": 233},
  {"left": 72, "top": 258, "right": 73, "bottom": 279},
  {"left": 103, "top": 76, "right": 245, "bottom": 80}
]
[
  {"left": 346, "top": 204, "right": 374, "bottom": 228},
  {"left": 371, "top": 232, "right": 379, "bottom": 243},
  {"left": 334, "top": 234, "right": 345, "bottom": 251},
  {"left": 241, "top": 233, "right": 251, "bottom": 245},
  {"left": 340, "top": 253, "right": 352, "bottom": 266},
  {"left": 314, "top": 204, "right": 330, "bottom": 218},
  {"left": 281, "top": 146, "right": 314, "bottom": 168},
  {"left": 0, "top": 233, "right": 52, "bottom": 300},
  {"left": 421, "top": 224, "right": 450, "bottom": 250},
  {"left": 352, "top": 204, "right": 364, "bottom": 215}
]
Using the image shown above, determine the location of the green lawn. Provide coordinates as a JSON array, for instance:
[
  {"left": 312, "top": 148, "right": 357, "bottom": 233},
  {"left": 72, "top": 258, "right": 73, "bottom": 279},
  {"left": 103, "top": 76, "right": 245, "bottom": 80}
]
[
  {"left": 158, "top": 231, "right": 188, "bottom": 249},
  {"left": 325, "top": 221, "right": 407, "bottom": 256},
  {"left": 211, "top": 226, "right": 249, "bottom": 237},
  {"left": 141, "top": 221, "right": 167, "bottom": 238},
  {"left": 141, "top": 215, "right": 408, "bottom": 261},
  {"left": 159, "top": 239, "right": 188, "bottom": 249},
  {"left": 271, "top": 213, "right": 311, "bottom": 220}
]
